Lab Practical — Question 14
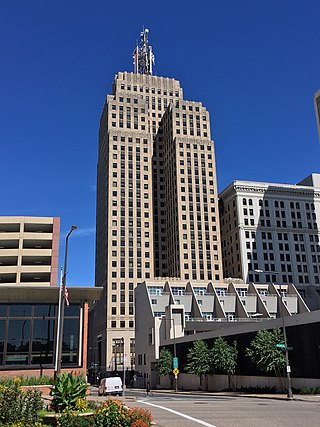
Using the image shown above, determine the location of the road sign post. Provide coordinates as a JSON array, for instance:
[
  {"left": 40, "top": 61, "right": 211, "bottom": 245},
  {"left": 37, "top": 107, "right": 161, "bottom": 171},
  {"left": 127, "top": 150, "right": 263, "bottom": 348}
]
[{"left": 173, "top": 357, "right": 178, "bottom": 369}]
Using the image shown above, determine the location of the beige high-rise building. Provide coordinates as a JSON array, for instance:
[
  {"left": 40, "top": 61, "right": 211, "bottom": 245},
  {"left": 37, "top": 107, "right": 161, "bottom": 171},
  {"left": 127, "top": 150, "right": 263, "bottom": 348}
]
[{"left": 94, "top": 30, "right": 222, "bottom": 371}]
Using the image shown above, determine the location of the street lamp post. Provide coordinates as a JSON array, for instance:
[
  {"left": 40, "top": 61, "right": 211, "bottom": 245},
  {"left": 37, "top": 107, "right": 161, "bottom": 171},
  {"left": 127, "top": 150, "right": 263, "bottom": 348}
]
[
  {"left": 55, "top": 225, "right": 77, "bottom": 378},
  {"left": 122, "top": 338, "right": 126, "bottom": 397},
  {"left": 255, "top": 269, "right": 293, "bottom": 399}
]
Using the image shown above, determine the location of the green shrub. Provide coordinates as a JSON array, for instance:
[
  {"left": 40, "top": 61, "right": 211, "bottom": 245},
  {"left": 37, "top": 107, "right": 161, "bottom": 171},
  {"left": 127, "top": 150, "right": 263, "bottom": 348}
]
[
  {"left": 1, "top": 423, "right": 47, "bottom": 427},
  {"left": 234, "top": 385, "right": 278, "bottom": 394},
  {"left": 94, "top": 399, "right": 153, "bottom": 427},
  {"left": 56, "top": 411, "right": 96, "bottom": 427},
  {"left": 0, "top": 382, "right": 43, "bottom": 425},
  {"left": 0, "top": 376, "right": 54, "bottom": 387},
  {"left": 87, "top": 400, "right": 97, "bottom": 411},
  {"left": 51, "top": 372, "right": 89, "bottom": 413},
  {"left": 127, "top": 407, "right": 153, "bottom": 426},
  {"left": 300, "top": 386, "right": 320, "bottom": 395},
  {"left": 94, "top": 399, "right": 130, "bottom": 427}
]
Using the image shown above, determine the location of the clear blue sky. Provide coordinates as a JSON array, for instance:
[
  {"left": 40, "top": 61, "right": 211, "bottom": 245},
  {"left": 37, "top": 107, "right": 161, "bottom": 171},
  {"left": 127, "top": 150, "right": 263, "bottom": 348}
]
[{"left": 1, "top": 1, "right": 319, "bottom": 287}]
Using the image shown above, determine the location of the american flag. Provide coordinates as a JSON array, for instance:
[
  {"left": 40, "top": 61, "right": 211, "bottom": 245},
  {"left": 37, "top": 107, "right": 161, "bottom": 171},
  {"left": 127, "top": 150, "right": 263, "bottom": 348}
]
[{"left": 64, "top": 286, "right": 70, "bottom": 307}]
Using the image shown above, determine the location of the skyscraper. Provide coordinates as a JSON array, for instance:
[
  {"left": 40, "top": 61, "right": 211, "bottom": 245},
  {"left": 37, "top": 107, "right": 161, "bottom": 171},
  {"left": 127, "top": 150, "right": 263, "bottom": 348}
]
[{"left": 95, "top": 30, "right": 222, "bottom": 370}]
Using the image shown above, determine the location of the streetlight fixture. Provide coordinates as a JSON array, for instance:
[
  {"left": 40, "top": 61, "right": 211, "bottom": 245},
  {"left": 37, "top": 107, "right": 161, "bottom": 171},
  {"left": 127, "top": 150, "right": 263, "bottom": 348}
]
[
  {"left": 255, "top": 269, "right": 293, "bottom": 399},
  {"left": 55, "top": 225, "right": 77, "bottom": 377}
]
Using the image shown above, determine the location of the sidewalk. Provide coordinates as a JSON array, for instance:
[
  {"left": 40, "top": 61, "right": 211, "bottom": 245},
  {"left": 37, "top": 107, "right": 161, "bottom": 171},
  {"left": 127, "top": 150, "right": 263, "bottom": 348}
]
[{"left": 138, "top": 388, "right": 320, "bottom": 402}]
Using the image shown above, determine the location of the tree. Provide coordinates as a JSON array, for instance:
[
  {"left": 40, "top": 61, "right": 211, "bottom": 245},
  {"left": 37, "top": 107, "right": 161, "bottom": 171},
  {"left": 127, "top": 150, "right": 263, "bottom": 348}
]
[
  {"left": 210, "top": 337, "right": 237, "bottom": 389},
  {"left": 210, "top": 337, "right": 238, "bottom": 375},
  {"left": 156, "top": 348, "right": 173, "bottom": 377},
  {"left": 245, "top": 328, "right": 286, "bottom": 378},
  {"left": 185, "top": 340, "right": 210, "bottom": 387}
]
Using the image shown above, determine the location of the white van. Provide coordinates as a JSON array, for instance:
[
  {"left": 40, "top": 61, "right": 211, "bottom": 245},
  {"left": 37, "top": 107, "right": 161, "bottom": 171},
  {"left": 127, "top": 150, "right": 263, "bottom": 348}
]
[{"left": 98, "top": 377, "right": 123, "bottom": 396}]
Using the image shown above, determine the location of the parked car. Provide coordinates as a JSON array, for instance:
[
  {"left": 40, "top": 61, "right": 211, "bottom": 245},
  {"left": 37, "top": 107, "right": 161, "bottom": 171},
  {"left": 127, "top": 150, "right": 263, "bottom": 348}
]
[{"left": 98, "top": 376, "right": 123, "bottom": 396}]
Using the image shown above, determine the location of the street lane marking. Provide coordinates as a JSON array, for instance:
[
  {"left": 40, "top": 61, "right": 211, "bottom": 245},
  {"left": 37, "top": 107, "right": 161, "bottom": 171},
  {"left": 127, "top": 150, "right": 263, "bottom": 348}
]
[{"left": 138, "top": 400, "right": 217, "bottom": 427}]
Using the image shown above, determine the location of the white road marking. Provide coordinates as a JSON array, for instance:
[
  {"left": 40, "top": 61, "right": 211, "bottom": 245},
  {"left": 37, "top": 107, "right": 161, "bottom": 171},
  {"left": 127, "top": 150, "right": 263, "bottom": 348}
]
[{"left": 137, "top": 400, "right": 217, "bottom": 427}]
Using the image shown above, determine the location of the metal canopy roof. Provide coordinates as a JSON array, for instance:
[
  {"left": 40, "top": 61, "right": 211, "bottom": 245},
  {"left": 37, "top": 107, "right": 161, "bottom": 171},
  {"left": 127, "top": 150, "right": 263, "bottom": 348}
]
[{"left": 0, "top": 286, "right": 103, "bottom": 303}]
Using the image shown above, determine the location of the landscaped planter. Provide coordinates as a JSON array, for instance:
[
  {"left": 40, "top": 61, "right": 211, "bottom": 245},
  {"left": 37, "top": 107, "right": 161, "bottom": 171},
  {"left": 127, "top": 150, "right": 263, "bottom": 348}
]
[{"left": 42, "top": 411, "right": 94, "bottom": 426}]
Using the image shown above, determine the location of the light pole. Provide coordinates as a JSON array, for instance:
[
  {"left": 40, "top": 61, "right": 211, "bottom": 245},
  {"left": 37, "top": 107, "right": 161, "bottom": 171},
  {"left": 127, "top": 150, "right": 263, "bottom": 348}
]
[
  {"left": 255, "top": 269, "right": 293, "bottom": 399},
  {"left": 122, "top": 337, "right": 126, "bottom": 396},
  {"left": 55, "top": 225, "right": 77, "bottom": 378}
]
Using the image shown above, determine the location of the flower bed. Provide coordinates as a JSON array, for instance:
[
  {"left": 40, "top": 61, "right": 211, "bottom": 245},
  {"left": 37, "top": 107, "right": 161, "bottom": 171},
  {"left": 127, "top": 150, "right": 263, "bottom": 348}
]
[
  {"left": 0, "top": 373, "right": 153, "bottom": 427},
  {"left": 39, "top": 401, "right": 153, "bottom": 427}
]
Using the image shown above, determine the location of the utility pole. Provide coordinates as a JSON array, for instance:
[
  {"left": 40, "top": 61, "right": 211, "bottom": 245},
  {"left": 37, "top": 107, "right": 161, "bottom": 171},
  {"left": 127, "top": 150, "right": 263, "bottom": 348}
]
[{"left": 255, "top": 269, "right": 293, "bottom": 399}]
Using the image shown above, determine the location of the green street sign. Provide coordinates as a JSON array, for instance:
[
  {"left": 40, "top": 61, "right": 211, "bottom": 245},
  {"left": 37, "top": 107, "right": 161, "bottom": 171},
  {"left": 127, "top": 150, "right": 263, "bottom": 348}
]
[
  {"left": 276, "top": 343, "right": 286, "bottom": 348},
  {"left": 173, "top": 357, "right": 178, "bottom": 369}
]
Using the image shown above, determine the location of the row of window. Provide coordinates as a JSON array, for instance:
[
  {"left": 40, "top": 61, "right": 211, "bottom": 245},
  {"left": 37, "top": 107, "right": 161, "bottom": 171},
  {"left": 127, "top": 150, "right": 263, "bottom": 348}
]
[
  {"left": 119, "top": 83, "right": 180, "bottom": 98},
  {"left": 112, "top": 136, "right": 149, "bottom": 145},
  {"left": 110, "top": 320, "right": 134, "bottom": 328},
  {"left": 243, "top": 198, "right": 316, "bottom": 211}
]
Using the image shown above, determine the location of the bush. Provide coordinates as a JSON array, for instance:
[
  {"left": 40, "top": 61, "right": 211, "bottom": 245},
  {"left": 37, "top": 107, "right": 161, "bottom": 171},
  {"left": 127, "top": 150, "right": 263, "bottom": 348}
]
[
  {"left": 94, "top": 399, "right": 153, "bottom": 427},
  {"left": 0, "top": 376, "right": 54, "bottom": 387},
  {"left": 300, "top": 386, "right": 320, "bottom": 395},
  {"left": 95, "top": 399, "right": 129, "bottom": 427},
  {"left": 0, "top": 380, "right": 43, "bottom": 425},
  {"left": 56, "top": 412, "right": 96, "bottom": 427},
  {"left": 234, "top": 385, "right": 278, "bottom": 394},
  {"left": 127, "top": 407, "right": 153, "bottom": 426},
  {"left": 1, "top": 423, "right": 47, "bottom": 427},
  {"left": 51, "top": 372, "right": 89, "bottom": 413}
]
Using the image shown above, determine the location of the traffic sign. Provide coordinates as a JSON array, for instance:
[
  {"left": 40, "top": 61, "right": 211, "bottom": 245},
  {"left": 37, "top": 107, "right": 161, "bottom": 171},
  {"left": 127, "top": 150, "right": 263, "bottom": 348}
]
[
  {"left": 276, "top": 344, "right": 293, "bottom": 350},
  {"left": 173, "top": 357, "right": 178, "bottom": 369},
  {"left": 173, "top": 368, "right": 179, "bottom": 376}
]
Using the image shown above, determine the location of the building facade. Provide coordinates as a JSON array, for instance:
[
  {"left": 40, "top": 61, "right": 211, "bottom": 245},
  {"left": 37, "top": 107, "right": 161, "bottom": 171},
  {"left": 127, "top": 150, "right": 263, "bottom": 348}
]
[
  {"left": 219, "top": 175, "right": 320, "bottom": 301},
  {"left": 0, "top": 216, "right": 60, "bottom": 287},
  {"left": 0, "top": 216, "right": 103, "bottom": 377},
  {"left": 0, "top": 286, "right": 102, "bottom": 377},
  {"left": 134, "top": 279, "right": 310, "bottom": 387},
  {"left": 95, "top": 30, "right": 223, "bottom": 371}
]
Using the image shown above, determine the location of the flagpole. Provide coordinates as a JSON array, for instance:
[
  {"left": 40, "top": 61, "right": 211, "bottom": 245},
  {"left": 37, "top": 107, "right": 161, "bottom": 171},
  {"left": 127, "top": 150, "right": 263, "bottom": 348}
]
[
  {"left": 54, "top": 267, "right": 63, "bottom": 374},
  {"left": 55, "top": 226, "right": 77, "bottom": 377}
]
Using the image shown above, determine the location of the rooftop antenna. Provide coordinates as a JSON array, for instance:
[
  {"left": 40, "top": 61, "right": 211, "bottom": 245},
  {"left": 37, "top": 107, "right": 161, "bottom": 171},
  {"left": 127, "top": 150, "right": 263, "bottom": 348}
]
[{"left": 133, "top": 28, "right": 155, "bottom": 75}]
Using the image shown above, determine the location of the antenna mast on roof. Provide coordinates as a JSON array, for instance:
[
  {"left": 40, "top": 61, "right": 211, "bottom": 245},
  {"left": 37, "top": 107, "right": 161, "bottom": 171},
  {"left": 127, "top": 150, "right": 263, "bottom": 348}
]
[{"left": 133, "top": 28, "right": 155, "bottom": 75}]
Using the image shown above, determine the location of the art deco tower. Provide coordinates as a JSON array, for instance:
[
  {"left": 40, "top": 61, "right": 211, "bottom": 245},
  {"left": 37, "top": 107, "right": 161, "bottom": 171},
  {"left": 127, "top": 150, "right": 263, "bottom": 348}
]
[{"left": 95, "top": 30, "right": 223, "bottom": 370}]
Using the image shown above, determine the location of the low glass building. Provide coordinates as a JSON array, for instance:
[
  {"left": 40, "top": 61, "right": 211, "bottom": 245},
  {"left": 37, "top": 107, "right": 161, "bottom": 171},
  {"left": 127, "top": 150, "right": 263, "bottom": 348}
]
[{"left": 0, "top": 286, "right": 102, "bottom": 377}]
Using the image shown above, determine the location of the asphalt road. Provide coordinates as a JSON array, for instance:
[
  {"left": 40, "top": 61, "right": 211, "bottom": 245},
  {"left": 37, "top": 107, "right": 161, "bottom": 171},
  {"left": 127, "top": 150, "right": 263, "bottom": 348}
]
[{"left": 90, "top": 388, "right": 320, "bottom": 427}]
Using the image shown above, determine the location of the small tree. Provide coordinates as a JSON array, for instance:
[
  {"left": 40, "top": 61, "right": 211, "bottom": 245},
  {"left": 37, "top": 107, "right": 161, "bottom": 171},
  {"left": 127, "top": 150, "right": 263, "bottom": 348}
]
[
  {"left": 156, "top": 348, "right": 173, "bottom": 377},
  {"left": 210, "top": 337, "right": 238, "bottom": 389},
  {"left": 246, "top": 328, "right": 286, "bottom": 380},
  {"left": 185, "top": 340, "right": 210, "bottom": 388}
]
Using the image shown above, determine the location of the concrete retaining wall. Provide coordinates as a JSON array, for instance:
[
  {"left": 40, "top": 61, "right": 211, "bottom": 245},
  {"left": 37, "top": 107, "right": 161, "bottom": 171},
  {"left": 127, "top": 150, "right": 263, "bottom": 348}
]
[{"left": 158, "top": 373, "right": 320, "bottom": 391}]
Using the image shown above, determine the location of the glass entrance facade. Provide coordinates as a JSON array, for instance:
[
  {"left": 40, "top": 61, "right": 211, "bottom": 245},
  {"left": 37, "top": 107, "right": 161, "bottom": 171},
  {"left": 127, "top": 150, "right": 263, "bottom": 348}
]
[{"left": 0, "top": 303, "right": 80, "bottom": 369}]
